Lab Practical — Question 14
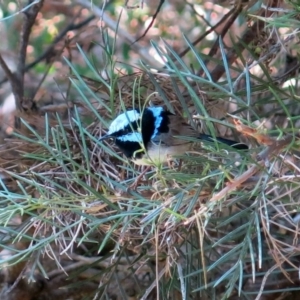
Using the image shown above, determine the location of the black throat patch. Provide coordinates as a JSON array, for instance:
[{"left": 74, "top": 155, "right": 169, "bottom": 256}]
[{"left": 113, "top": 108, "right": 171, "bottom": 159}]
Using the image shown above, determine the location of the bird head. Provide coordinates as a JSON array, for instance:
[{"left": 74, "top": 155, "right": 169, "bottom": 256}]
[{"left": 100, "top": 107, "right": 170, "bottom": 159}]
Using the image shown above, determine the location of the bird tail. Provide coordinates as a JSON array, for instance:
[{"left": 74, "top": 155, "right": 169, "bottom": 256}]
[{"left": 198, "top": 134, "right": 248, "bottom": 150}]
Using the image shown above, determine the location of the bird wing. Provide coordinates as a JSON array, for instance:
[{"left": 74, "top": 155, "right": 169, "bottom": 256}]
[{"left": 150, "top": 112, "right": 248, "bottom": 150}]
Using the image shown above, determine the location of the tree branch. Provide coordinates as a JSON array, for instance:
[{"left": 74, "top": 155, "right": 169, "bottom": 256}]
[
  {"left": 25, "top": 15, "right": 95, "bottom": 71},
  {"left": 75, "top": 0, "right": 163, "bottom": 67},
  {"left": 14, "top": 0, "right": 44, "bottom": 111},
  {"left": 0, "top": 55, "right": 15, "bottom": 84},
  {"left": 209, "top": 0, "right": 282, "bottom": 82}
]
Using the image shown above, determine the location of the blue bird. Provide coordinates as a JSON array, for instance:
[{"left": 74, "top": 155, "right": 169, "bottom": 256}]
[{"left": 100, "top": 107, "right": 247, "bottom": 166}]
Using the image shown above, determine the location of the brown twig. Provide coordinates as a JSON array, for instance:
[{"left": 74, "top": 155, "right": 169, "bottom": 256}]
[
  {"left": 186, "top": 2, "right": 212, "bottom": 28},
  {"left": 76, "top": 0, "right": 163, "bottom": 67},
  {"left": 178, "top": 7, "right": 234, "bottom": 59},
  {"left": 209, "top": 135, "right": 294, "bottom": 203},
  {"left": 209, "top": 0, "right": 282, "bottom": 82},
  {"left": 0, "top": 55, "right": 15, "bottom": 84},
  {"left": 185, "top": 128, "right": 294, "bottom": 225},
  {"left": 30, "top": 13, "right": 95, "bottom": 102},
  {"left": 199, "top": 1, "right": 243, "bottom": 78},
  {"left": 14, "top": 0, "right": 44, "bottom": 111},
  {"left": 0, "top": 1, "right": 44, "bottom": 119},
  {"left": 25, "top": 14, "right": 95, "bottom": 71},
  {"left": 0, "top": 15, "right": 95, "bottom": 88},
  {"left": 233, "top": 119, "right": 275, "bottom": 145},
  {"left": 132, "top": 0, "right": 165, "bottom": 44}
]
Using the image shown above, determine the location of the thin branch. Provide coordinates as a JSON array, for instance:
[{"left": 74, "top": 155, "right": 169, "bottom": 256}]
[
  {"left": 209, "top": 0, "right": 282, "bottom": 82},
  {"left": 186, "top": 2, "right": 212, "bottom": 27},
  {"left": 14, "top": 0, "right": 44, "bottom": 111},
  {"left": 0, "top": 14, "right": 95, "bottom": 87},
  {"left": 76, "top": 0, "right": 163, "bottom": 67},
  {"left": 0, "top": 55, "right": 15, "bottom": 84},
  {"left": 198, "top": 1, "right": 243, "bottom": 78},
  {"left": 178, "top": 7, "right": 234, "bottom": 59},
  {"left": 25, "top": 15, "right": 95, "bottom": 71},
  {"left": 132, "top": 0, "right": 165, "bottom": 44},
  {"left": 185, "top": 136, "right": 293, "bottom": 225}
]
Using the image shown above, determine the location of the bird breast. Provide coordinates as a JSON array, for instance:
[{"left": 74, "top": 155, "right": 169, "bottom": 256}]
[{"left": 132, "top": 141, "right": 190, "bottom": 166}]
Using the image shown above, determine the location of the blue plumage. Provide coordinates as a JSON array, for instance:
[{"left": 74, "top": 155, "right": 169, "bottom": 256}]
[
  {"left": 107, "top": 110, "right": 140, "bottom": 135},
  {"left": 149, "top": 106, "right": 164, "bottom": 139},
  {"left": 115, "top": 132, "right": 143, "bottom": 143}
]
